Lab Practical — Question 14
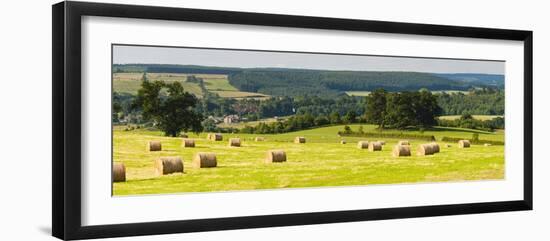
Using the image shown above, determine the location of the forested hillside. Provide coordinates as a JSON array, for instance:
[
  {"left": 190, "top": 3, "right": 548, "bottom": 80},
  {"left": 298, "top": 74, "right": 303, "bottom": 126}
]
[
  {"left": 113, "top": 64, "right": 498, "bottom": 97},
  {"left": 434, "top": 73, "right": 504, "bottom": 88},
  {"left": 228, "top": 70, "right": 471, "bottom": 96}
]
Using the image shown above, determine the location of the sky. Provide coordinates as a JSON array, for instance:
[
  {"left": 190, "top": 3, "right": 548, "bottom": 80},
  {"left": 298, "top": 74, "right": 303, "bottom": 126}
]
[{"left": 113, "top": 45, "right": 504, "bottom": 75}]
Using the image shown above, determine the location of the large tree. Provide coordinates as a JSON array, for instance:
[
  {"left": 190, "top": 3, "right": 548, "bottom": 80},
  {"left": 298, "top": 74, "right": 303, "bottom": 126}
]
[
  {"left": 384, "top": 92, "right": 417, "bottom": 129},
  {"left": 134, "top": 80, "right": 203, "bottom": 137},
  {"left": 416, "top": 89, "right": 442, "bottom": 127},
  {"left": 365, "top": 88, "right": 387, "bottom": 128}
]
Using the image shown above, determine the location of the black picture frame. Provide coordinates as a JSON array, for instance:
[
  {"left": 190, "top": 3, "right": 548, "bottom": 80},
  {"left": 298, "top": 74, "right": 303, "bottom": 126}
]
[{"left": 52, "top": 1, "right": 533, "bottom": 240}]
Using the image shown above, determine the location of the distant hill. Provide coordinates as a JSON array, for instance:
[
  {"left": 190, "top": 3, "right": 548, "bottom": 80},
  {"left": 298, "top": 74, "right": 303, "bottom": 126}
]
[
  {"left": 113, "top": 64, "right": 502, "bottom": 97},
  {"left": 228, "top": 70, "right": 472, "bottom": 96},
  {"left": 433, "top": 73, "right": 504, "bottom": 88}
]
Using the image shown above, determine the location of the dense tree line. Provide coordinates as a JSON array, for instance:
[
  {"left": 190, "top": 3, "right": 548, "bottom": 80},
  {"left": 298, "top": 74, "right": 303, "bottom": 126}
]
[
  {"left": 436, "top": 88, "right": 504, "bottom": 115},
  {"left": 239, "top": 111, "right": 360, "bottom": 134},
  {"left": 194, "top": 94, "right": 366, "bottom": 121}
]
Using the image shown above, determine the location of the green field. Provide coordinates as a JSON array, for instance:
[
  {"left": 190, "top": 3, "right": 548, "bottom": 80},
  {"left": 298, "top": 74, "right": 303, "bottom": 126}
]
[
  {"left": 113, "top": 124, "right": 504, "bottom": 195},
  {"left": 201, "top": 75, "right": 237, "bottom": 91},
  {"left": 438, "top": 115, "right": 503, "bottom": 121}
]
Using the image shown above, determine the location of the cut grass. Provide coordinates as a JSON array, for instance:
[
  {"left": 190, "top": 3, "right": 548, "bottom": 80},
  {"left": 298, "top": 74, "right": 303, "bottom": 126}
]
[{"left": 113, "top": 124, "right": 504, "bottom": 195}]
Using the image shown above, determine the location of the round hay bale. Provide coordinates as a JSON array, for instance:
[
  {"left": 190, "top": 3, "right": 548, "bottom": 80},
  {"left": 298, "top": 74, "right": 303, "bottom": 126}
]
[
  {"left": 193, "top": 152, "right": 217, "bottom": 168},
  {"left": 377, "top": 140, "right": 386, "bottom": 145},
  {"left": 208, "top": 133, "right": 223, "bottom": 141},
  {"left": 397, "top": 140, "right": 410, "bottom": 146},
  {"left": 182, "top": 139, "right": 195, "bottom": 148},
  {"left": 155, "top": 157, "right": 184, "bottom": 175},
  {"left": 112, "top": 163, "right": 126, "bottom": 182},
  {"left": 484, "top": 143, "right": 492, "bottom": 147},
  {"left": 369, "top": 141, "right": 382, "bottom": 151},
  {"left": 340, "top": 140, "right": 346, "bottom": 144},
  {"left": 147, "top": 141, "right": 162, "bottom": 151},
  {"left": 265, "top": 150, "right": 287, "bottom": 163},
  {"left": 417, "top": 143, "right": 435, "bottom": 156},
  {"left": 445, "top": 144, "right": 452, "bottom": 148},
  {"left": 458, "top": 140, "right": 471, "bottom": 148},
  {"left": 392, "top": 145, "right": 411, "bottom": 157},
  {"left": 180, "top": 133, "right": 188, "bottom": 138},
  {"left": 430, "top": 142, "right": 440, "bottom": 153},
  {"left": 229, "top": 138, "right": 241, "bottom": 147},
  {"left": 294, "top": 136, "right": 306, "bottom": 143},
  {"left": 357, "top": 141, "right": 369, "bottom": 149},
  {"left": 255, "top": 137, "right": 265, "bottom": 141}
]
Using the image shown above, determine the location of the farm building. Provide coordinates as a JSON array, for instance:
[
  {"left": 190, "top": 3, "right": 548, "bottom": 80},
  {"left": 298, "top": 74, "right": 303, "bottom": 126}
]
[{"left": 223, "top": 114, "right": 240, "bottom": 124}]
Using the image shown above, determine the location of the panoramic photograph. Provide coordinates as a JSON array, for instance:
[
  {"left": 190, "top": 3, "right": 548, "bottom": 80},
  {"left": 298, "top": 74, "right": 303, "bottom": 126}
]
[{"left": 111, "top": 44, "right": 505, "bottom": 196}]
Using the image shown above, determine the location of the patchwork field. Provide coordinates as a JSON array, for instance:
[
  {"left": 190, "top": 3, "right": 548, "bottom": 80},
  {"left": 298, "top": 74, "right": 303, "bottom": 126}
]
[
  {"left": 113, "top": 72, "right": 269, "bottom": 99},
  {"left": 113, "top": 72, "right": 203, "bottom": 96},
  {"left": 113, "top": 124, "right": 505, "bottom": 195}
]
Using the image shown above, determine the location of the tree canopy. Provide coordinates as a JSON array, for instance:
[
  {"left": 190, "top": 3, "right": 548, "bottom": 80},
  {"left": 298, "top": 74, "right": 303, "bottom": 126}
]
[{"left": 133, "top": 80, "right": 203, "bottom": 136}]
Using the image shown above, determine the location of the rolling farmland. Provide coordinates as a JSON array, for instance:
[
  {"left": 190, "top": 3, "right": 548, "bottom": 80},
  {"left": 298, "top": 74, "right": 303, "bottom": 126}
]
[
  {"left": 113, "top": 124, "right": 504, "bottom": 195},
  {"left": 113, "top": 72, "right": 269, "bottom": 99}
]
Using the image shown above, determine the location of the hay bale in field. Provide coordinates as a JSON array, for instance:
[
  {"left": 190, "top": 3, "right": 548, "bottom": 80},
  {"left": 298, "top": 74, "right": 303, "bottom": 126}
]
[
  {"left": 392, "top": 145, "right": 411, "bottom": 157},
  {"left": 397, "top": 140, "right": 410, "bottom": 146},
  {"left": 445, "top": 144, "right": 452, "bottom": 148},
  {"left": 255, "top": 137, "right": 265, "bottom": 141},
  {"left": 294, "top": 136, "right": 306, "bottom": 143},
  {"left": 229, "top": 138, "right": 241, "bottom": 147},
  {"left": 181, "top": 139, "right": 195, "bottom": 148},
  {"left": 484, "top": 143, "right": 492, "bottom": 147},
  {"left": 180, "top": 133, "right": 188, "bottom": 138},
  {"left": 265, "top": 150, "right": 287, "bottom": 163},
  {"left": 369, "top": 141, "right": 382, "bottom": 151},
  {"left": 458, "top": 140, "right": 471, "bottom": 148},
  {"left": 155, "top": 157, "right": 184, "bottom": 175},
  {"left": 207, "top": 133, "right": 223, "bottom": 141},
  {"left": 193, "top": 152, "right": 217, "bottom": 168},
  {"left": 377, "top": 140, "right": 386, "bottom": 145},
  {"left": 417, "top": 143, "right": 435, "bottom": 156},
  {"left": 430, "top": 142, "right": 440, "bottom": 153},
  {"left": 340, "top": 140, "right": 346, "bottom": 144},
  {"left": 357, "top": 141, "right": 369, "bottom": 149},
  {"left": 147, "top": 141, "right": 162, "bottom": 151},
  {"left": 112, "top": 163, "right": 126, "bottom": 182}
]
